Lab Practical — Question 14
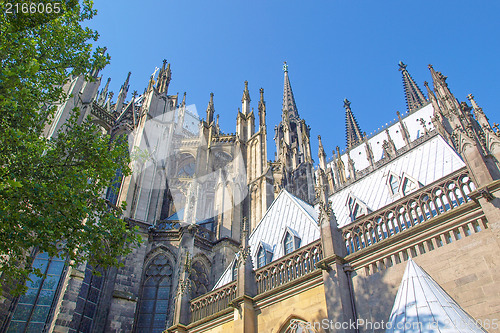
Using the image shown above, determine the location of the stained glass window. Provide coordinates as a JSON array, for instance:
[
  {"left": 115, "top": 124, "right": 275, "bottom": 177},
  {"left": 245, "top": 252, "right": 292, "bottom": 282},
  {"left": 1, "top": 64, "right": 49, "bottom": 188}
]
[
  {"left": 137, "top": 254, "right": 173, "bottom": 333},
  {"left": 6, "top": 252, "right": 65, "bottom": 333},
  {"left": 189, "top": 261, "right": 209, "bottom": 298},
  {"left": 69, "top": 266, "right": 104, "bottom": 333}
]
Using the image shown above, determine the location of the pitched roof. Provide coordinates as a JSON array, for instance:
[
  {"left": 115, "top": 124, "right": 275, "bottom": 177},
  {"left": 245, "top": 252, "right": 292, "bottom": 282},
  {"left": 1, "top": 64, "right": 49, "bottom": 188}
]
[
  {"left": 387, "top": 259, "right": 486, "bottom": 332},
  {"left": 212, "top": 190, "right": 320, "bottom": 289},
  {"left": 327, "top": 135, "right": 465, "bottom": 228}
]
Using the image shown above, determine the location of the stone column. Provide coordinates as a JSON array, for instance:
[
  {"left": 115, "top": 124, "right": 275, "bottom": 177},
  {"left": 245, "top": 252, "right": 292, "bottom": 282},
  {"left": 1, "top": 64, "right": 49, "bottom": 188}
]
[
  {"left": 232, "top": 219, "right": 257, "bottom": 333},
  {"left": 317, "top": 186, "right": 357, "bottom": 333},
  {"left": 169, "top": 225, "right": 197, "bottom": 333}
]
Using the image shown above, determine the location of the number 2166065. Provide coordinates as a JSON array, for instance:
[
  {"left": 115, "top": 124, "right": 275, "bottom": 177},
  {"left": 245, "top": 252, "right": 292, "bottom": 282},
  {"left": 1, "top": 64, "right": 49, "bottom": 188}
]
[{"left": 5, "top": 2, "right": 61, "bottom": 14}]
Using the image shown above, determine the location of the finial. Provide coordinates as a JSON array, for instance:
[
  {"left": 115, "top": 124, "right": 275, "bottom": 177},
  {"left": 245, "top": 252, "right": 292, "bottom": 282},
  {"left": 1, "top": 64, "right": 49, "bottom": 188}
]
[
  {"left": 242, "top": 81, "right": 250, "bottom": 103},
  {"left": 259, "top": 88, "right": 264, "bottom": 101},
  {"left": 423, "top": 81, "right": 429, "bottom": 87},
  {"left": 398, "top": 61, "right": 407, "bottom": 71},
  {"left": 428, "top": 64, "right": 433, "bottom": 69},
  {"left": 162, "top": 59, "right": 167, "bottom": 69},
  {"left": 210, "top": 92, "right": 214, "bottom": 102},
  {"left": 283, "top": 61, "right": 288, "bottom": 72},
  {"left": 343, "top": 98, "right": 351, "bottom": 109}
]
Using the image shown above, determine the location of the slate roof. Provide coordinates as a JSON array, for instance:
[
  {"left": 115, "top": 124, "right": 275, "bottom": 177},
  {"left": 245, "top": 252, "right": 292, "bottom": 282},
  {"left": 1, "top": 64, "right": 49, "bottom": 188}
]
[
  {"left": 213, "top": 190, "right": 320, "bottom": 289},
  {"left": 387, "top": 259, "right": 486, "bottom": 332},
  {"left": 327, "top": 135, "right": 465, "bottom": 228}
]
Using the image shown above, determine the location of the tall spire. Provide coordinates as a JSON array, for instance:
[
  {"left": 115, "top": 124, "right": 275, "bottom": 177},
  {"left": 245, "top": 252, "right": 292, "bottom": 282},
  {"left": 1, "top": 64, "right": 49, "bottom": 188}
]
[
  {"left": 344, "top": 99, "right": 363, "bottom": 149},
  {"left": 398, "top": 61, "right": 427, "bottom": 112},
  {"left": 114, "top": 71, "right": 131, "bottom": 113},
  {"left": 241, "top": 81, "right": 251, "bottom": 115},
  {"left": 282, "top": 61, "right": 299, "bottom": 118},
  {"left": 157, "top": 59, "right": 172, "bottom": 94},
  {"left": 206, "top": 93, "right": 215, "bottom": 124},
  {"left": 318, "top": 135, "right": 327, "bottom": 171},
  {"left": 258, "top": 88, "right": 266, "bottom": 129}
]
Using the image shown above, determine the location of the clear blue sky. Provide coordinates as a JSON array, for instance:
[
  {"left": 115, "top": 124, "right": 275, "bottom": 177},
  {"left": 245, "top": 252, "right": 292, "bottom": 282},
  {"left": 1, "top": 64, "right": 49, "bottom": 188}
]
[{"left": 88, "top": 0, "right": 500, "bottom": 162}]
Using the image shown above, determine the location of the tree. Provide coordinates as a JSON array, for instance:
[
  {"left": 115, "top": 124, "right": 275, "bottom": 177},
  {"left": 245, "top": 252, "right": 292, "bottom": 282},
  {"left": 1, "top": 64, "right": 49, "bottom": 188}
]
[{"left": 0, "top": 0, "right": 141, "bottom": 293}]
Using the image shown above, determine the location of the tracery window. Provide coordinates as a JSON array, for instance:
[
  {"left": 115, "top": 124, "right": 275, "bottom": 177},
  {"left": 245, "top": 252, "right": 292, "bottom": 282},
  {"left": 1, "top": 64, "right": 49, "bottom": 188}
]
[
  {"left": 69, "top": 266, "right": 104, "bottom": 333},
  {"left": 137, "top": 254, "right": 173, "bottom": 333},
  {"left": 6, "top": 252, "right": 66, "bottom": 333},
  {"left": 189, "top": 261, "right": 209, "bottom": 298}
]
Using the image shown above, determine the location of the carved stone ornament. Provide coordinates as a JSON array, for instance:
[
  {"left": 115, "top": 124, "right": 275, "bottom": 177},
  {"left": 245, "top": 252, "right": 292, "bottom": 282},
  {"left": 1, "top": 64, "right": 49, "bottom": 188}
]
[
  {"left": 177, "top": 277, "right": 192, "bottom": 296},
  {"left": 237, "top": 245, "right": 251, "bottom": 267},
  {"left": 318, "top": 201, "right": 333, "bottom": 225}
]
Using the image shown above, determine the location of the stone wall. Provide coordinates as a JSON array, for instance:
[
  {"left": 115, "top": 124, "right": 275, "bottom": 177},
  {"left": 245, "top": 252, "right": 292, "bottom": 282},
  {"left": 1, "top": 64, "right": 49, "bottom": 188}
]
[{"left": 352, "top": 226, "right": 500, "bottom": 332}]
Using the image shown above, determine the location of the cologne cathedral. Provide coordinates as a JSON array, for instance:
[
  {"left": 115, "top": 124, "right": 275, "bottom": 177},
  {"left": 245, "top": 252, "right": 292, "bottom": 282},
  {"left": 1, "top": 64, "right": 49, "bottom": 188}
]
[{"left": 1, "top": 60, "right": 500, "bottom": 333}]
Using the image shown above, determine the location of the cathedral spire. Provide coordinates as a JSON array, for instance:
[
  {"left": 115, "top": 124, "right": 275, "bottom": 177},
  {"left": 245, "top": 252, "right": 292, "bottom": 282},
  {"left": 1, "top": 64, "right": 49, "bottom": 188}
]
[
  {"left": 282, "top": 61, "right": 299, "bottom": 118},
  {"left": 206, "top": 92, "right": 215, "bottom": 124},
  {"left": 398, "top": 61, "right": 427, "bottom": 112},
  {"left": 98, "top": 77, "right": 111, "bottom": 105},
  {"left": 114, "top": 72, "right": 131, "bottom": 113},
  {"left": 241, "top": 81, "right": 251, "bottom": 115},
  {"left": 157, "top": 59, "right": 172, "bottom": 94},
  {"left": 181, "top": 92, "right": 186, "bottom": 108},
  {"left": 428, "top": 64, "right": 461, "bottom": 114},
  {"left": 344, "top": 98, "right": 363, "bottom": 149},
  {"left": 318, "top": 135, "right": 327, "bottom": 171},
  {"left": 258, "top": 88, "right": 266, "bottom": 129}
]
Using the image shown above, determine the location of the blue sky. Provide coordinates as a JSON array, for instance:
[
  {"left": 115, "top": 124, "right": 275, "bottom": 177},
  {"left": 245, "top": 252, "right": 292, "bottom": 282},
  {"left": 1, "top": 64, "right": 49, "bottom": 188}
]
[{"left": 88, "top": 1, "right": 500, "bottom": 162}]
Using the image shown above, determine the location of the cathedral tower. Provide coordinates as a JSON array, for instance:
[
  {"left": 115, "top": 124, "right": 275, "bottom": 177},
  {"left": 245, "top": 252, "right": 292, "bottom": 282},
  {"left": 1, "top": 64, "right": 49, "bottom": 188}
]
[{"left": 272, "top": 62, "right": 315, "bottom": 203}]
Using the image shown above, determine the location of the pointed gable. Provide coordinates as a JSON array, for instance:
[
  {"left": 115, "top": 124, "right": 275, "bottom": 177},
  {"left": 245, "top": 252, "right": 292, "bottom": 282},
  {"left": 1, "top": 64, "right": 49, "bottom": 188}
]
[
  {"left": 387, "top": 259, "right": 485, "bottom": 332},
  {"left": 212, "top": 190, "right": 319, "bottom": 289}
]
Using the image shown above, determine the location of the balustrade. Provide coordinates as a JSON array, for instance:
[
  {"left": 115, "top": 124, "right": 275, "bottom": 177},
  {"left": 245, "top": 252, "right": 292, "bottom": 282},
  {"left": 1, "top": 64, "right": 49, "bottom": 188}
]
[{"left": 342, "top": 167, "right": 475, "bottom": 254}]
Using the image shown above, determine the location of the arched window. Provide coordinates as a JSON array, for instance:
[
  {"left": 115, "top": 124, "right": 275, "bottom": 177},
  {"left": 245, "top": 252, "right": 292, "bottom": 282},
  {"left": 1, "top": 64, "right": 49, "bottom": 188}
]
[
  {"left": 190, "top": 261, "right": 209, "bottom": 298},
  {"left": 137, "top": 254, "right": 173, "bottom": 333},
  {"left": 280, "top": 318, "right": 316, "bottom": 333},
  {"left": 6, "top": 252, "right": 66, "bottom": 333},
  {"left": 257, "top": 247, "right": 266, "bottom": 268},
  {"left": 284, "top": 233, "right": 294, "bottom": 255}
]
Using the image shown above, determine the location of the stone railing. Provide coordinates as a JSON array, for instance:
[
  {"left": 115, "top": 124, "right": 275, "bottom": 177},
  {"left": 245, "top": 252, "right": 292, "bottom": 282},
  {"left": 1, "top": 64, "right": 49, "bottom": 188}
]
[
  {"left": 255, "top": 240, "right": 323, "bottom": 294},
  {"left": 212, "top": 134, "right": 236, "bottom": 143},
  {"left": 91, "top": 101, "right": 116, "bottom": 126},
  {"left": 342, "top": 167, "right": 475, "bottom": 254},
  {"left": 190, "top": 281, "right": 237, "bottom": 323}
]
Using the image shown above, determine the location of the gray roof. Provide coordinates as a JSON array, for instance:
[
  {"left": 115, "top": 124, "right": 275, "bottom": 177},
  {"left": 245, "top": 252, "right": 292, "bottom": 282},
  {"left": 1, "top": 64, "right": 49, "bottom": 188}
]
[
  {"left": 387, "top": 259, "right": 486, "bottom": 332},
  {"left": 213, "top": 190, "right": 320, "bottom": 289},
  {"left": 327, "top": 135, "right": 465, "bottom": 228}
]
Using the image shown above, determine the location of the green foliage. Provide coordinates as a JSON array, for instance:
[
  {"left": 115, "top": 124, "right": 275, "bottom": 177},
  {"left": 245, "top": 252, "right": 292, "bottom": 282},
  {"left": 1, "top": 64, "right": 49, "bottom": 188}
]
[{"left": 0, "top": 0, "right": 141, "bottom": 293}]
